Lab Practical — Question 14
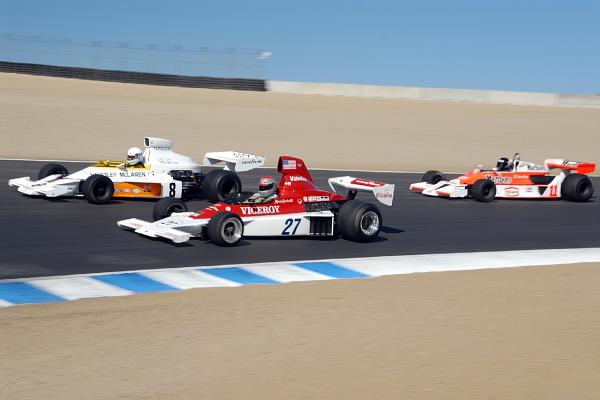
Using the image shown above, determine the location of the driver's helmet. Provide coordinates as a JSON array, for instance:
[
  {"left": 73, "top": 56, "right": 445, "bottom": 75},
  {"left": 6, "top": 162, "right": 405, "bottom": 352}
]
[
  {"left": 496, "top": 157, "right": 510, "bottom": 171},
  {"left": 258, "top": 176, "right": 276, "bottom": 198},
  {"left": 127, "top": 147, "right": 144, "bottom": 165}
]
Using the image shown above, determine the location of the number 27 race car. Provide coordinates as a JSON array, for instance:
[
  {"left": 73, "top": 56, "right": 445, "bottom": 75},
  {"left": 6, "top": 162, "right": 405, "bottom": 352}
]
[
  {"left": 410, "top": 153, "right": 595, "bottom": 202},
  {"left": 118, "top": 156, "right": 395, "bottom": 246},
  {"left": 8, "top": 137, "right": 265, "bottom": 204}
]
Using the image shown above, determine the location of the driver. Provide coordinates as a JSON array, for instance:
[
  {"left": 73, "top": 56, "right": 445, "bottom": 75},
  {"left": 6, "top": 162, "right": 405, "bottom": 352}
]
[
  {"left": 496, "top": 157, "right": 511, "bottom": 171},
  {"left": 125, "top": 147, "right": 145, "bottom": 167},
  {"left": 247, "top": 176, "right": 277, "bottom": 203}
]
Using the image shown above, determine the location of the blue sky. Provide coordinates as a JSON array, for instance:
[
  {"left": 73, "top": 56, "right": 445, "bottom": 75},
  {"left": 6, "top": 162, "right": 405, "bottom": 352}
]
[{"left": 1, "top": 0, "right": 599, "bottom": 93}]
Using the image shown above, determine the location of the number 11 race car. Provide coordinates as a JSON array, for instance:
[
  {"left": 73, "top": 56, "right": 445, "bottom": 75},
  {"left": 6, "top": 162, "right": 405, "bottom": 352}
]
[
  {"left": 410, "top": 153, "right": 595, "bottom": 202},
  {"left": 8, "top": 137, "right": 265, "bottom": 204},
  {"left": 118, "top": 156, "right": 395, "bottom": 246}
]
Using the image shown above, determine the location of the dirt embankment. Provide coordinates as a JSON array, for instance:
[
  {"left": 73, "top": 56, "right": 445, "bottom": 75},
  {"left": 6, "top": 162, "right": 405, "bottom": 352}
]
[{"left": 1, "top": 73, "right": 599, "bottom": 172}]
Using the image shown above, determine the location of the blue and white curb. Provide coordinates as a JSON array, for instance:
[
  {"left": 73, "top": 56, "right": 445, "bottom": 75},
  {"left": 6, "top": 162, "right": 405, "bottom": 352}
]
[{"left": 2, "top": 248, "right": 600, "bottom": 307}]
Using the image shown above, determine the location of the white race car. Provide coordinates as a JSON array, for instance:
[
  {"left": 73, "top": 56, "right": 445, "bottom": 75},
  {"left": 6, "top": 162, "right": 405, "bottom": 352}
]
[{"left": 8, "top": 137, "right": 265, "bottom": 204}]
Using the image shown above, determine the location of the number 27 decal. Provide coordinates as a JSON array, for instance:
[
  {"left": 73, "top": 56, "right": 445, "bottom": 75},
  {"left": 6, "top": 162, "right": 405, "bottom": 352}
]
[{"left": 282, "top": 218, "right": 301, "bottom": 235}]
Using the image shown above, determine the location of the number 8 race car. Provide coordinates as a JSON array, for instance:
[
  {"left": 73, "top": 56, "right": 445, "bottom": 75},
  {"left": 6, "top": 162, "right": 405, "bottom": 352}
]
[
  {"left": 8, "top": 137, "right": 265, "bottom": 204},
  {"left": 117, "top": 156, "right": 395, "bottom": 246},
  {"left": 410, "top": 153, "right": 595, "bottom": 202}
]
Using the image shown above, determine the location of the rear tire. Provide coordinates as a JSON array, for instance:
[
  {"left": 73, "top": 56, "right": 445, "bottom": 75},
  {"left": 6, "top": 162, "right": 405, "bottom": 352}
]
[
  {"left": 206, "top": 212, "right": 244, "bottom": 246},
  {"left": 38, "top": 163, "right": 69, "bottom": 180},
  {"left": 422, "top": 170, "right": 445, "bottom": 184},
  {"left": 561, "top": 173, "right": 593, "bottom": 202},
  {"left": 203, "top": 169, "right": 242, "bottom": 203},
  {"left": 153, "top": 198, "right": 188, "bottom": 221},
  {"left": 81, "top": 175, "right": 114, "bottom": 204},
  {"left": 336, "top": 200, "right": 382, "bottom": 242},
  {"left": 470, "top": 179, "right": 496, "bottom": 202}
]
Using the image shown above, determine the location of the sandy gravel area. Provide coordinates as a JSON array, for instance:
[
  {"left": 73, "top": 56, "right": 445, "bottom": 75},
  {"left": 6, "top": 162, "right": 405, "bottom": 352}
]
[
  {"left": 2, "top": 262, "right": 600, "bottom": 400},
  {"left": 1, "top": 73, "right": 599, "bottom": 171}
]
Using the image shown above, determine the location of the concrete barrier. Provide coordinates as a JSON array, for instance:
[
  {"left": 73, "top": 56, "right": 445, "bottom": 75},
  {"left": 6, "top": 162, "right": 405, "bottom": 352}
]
[{"left": 268, "top": 81, "right": 600, "bottom": 108}]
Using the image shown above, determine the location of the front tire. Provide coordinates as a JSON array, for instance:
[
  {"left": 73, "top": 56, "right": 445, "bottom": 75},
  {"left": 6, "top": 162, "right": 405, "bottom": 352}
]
[
  {"left": 81, "top": 175, "right": 114, "bottom": 204},
  {"left": 153, "top": 198, "right": 189, "bottom": 221},
  {"left": 206, "top": 212, "right": 244, "bottom": 247},
  {"left": 561, "top": 173, "right": 593, "bottom": 202},
  {"left": 38, "top": 163, "right": 69, "bottom": 180},
  {"left": 336, "top": 200, "right": 382, "bottom": 242},
  {"left": 422, "top": 170, "right": 446, "bottom": 184},
  {"left": 470, "top": 179, "right": 496, "bottom": 202},
  {"left": 203, "top": 169, "right": 242, "bottom": 203}
]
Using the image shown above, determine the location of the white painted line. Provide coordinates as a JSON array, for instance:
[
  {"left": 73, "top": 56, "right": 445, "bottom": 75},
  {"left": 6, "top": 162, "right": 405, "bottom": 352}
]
[
  {"left": 242, "top": 263, "right": 334, "bottom": 283},
  {"left": 3, "top": 247, "right": 600, "bottom": 284},
  {"left": 141, "top": 270, "right": 241, "bottom": 289},
  {"left": 0, "top": 299, "right": 13, "bottom": 307},
  {"left": 342, "top": 248, "right": 600, "bottom": 277},
  {"left": 28, "top": 277, "right": 132, "bottom": 300}
]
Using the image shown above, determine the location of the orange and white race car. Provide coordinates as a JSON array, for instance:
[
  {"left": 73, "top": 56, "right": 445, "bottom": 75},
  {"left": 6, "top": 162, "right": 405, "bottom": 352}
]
[{"left": 410, "top": 153, "right": 595, "bottom": 202}]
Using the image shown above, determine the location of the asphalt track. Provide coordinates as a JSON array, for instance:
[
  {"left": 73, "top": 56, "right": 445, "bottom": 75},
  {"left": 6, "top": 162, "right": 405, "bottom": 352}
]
[{"left": 1, "top": 160, "right": 600, "bottom": 280}]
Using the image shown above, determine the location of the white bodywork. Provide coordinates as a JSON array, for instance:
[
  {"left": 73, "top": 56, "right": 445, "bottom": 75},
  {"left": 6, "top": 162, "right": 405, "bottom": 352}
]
[
  {"left": 8, "top": 137, "right": 264, "bottom": 199},
  {"left": 328, "top": 176, "right": 395, "bottom": 206},
  {"left": 118, "top": 210, "right": 335, "bottom": 244}
]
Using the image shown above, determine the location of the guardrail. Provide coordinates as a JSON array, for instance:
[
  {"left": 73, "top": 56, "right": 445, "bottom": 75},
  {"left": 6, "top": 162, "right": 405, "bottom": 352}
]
[
  {"left": 268, "top": 81, "right": 600, "bottom": 108},
  {"left": 0, "top": 61, "right": 267, "bottom": 91}
]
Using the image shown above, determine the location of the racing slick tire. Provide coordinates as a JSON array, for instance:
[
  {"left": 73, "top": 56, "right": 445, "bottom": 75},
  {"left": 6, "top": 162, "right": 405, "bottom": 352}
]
[
  {"left": 422, "top": 170, "right": 446, "bottom": 184},
  {"left": 471, "top": 179, "right": 496, "bottom": 202},
  {"left": 81, "top": 175, "right": 114, "bottom": 204},
  {"left": 206, "top": 212, "right": 244, "bottom": 247},
  {"left": 336, "top": 200, "right": 382, "bottom": 242},
  {"left": 561, "top": 173, "right": 593, "bottom": 202},
  {"left": 38, "top": 163, "right": 69, "bottom": 180},
  {"left": 153, "top": 198, "right": 189, "bottom": 221},
  {"left": 203, "top": 169, "right": 242, "bottom": 203}
]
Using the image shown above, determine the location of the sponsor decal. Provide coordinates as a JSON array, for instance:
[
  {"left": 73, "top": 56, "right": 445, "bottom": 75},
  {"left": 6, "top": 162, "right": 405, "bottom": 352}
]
[
  {"left": 289, "top": 175, "right": 308, "bottom": 182},
  {"left": 124, "top": 188, "right": 131, "bottom": 193},
  {"left": 282, "top": 159, "right": 297, "bottom": 170},
  {"left": 225, "top": 206, "right": 231, "bottom": 211},
  {"left": 526, "top": 187, "right": 533, "bottom": 193},
  {"left": 114, "top": 189, "right": 121, "bottom": 193},
  {"left": 305, "top": 195, "right": 330, "bottom": 202},
  {"left": 119, "top": 171, "right": 147, "bottom": 178},
  {"left": 240, "top": 205, "right": 280, "bottom": 215},
  {"left": 351, "top": 179, "right": 383, "bottom": 187},
  {"left": 144, "top": 184, "right": 152, "bottom": 192},
  {"left": 504, "top": 187, "right": 519, "bottom": 197},
  {"left": 284, "top": 181, "right": 292, "bottom": 186},
  {"left": 159, "top": 219, "right": 182, "bottom": 226},
  {"left": 563, "top": 160, "right": 580, "bottom": 167},
  {"left": 274, "top": 198, "right": 294, "bottom": 204},
  {"left": 133, "top": 188, "right": 142, "bottom": 194},
  {"left": 239, "top": 159, "right": 263, "bottom": 165},
  {"left": 487, "top": 175, "right": 512, "bottom": 184}
]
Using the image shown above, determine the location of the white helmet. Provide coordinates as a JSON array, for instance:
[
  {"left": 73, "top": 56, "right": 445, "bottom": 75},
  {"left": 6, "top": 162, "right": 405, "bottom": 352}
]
[
  {"left": 127, "top": 147, "right": 144, "bottom": 165},
  {"left": 258, "top": 176, "right": 276, "bottom": 198}
]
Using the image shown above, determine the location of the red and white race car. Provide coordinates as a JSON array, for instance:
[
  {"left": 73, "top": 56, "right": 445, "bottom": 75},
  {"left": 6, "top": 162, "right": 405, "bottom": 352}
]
[
  {"left": 118, "top": 156, "right": 395, "bottom": 246},
  {"left": 410, "top": 153, "right": 595, "bottom": 202}
]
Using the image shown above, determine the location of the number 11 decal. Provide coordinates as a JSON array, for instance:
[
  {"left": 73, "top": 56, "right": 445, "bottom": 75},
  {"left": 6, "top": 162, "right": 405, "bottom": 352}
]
[{"left": 282, "top": 218, "right": 301, "bottom": 235}]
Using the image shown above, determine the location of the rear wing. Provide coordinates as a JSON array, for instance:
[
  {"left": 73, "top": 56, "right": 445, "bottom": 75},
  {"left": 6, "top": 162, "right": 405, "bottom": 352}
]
[
  {"left": 545, "top": 159, "right": 596, "bottom": 174},
  {"left": 328, "top": 176, "right": 395, "bottom": 206},
  {"left": 203, "top": 151, "right": 266, "bottom": 173}
]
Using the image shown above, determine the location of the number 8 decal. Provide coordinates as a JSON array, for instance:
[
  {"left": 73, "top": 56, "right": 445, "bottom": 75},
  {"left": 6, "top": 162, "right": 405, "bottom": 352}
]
[{"left": 169, "top": 183, "right": 176, "bottom": 197}]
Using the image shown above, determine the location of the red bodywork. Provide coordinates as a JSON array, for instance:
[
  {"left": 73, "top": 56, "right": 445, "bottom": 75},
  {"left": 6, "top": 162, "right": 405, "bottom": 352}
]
[{"left": 191, "top": 156, "right": 352, "bottom": 219}]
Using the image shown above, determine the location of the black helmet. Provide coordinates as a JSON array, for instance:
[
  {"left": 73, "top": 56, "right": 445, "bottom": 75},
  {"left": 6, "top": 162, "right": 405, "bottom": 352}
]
[{"left": 496, "top": 157, "right": 510, "bottom": 171}]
